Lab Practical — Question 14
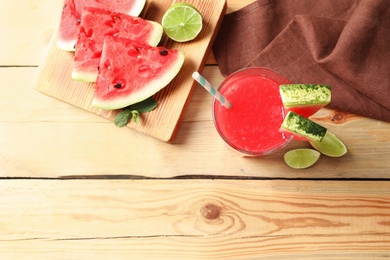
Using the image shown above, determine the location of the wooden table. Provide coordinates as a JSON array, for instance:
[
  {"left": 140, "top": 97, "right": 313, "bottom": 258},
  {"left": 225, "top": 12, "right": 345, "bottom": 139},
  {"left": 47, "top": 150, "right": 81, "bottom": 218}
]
[{"left": 1, "top": 0, "right": 390, "bottom": 258}]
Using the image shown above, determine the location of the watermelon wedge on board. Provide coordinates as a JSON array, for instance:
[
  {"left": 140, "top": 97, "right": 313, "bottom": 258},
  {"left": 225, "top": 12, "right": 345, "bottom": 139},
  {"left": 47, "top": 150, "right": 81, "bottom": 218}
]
[
  {"left": 92, "top": 36, "right": 185, "bottom": 110},
  {"left": 57, "top": 0, "right": 146, "bottom": 51},
  {"left": 72, "top": 6, "right": 163, "bottom": 83}
]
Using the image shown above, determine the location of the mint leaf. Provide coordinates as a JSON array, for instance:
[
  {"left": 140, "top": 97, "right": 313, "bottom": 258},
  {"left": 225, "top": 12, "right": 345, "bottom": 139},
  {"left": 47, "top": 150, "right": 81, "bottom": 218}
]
[
  {"left": 114, "top": 97, "right": 158, "bottom": 128},
  {"left": 114, "top": 109, "right": 133, "bottom": 127},
  {"left": 131, "top": 110, "right": 140, "bottom": 123}
]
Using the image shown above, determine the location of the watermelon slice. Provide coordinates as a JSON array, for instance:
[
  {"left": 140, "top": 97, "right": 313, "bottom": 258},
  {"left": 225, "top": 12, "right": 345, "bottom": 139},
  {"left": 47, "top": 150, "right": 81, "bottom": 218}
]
[
  {"left": 279, "top": 84, "right": 331, "bottom": 118},
  {"left": 57, "top": 0, "right": 146, "bottom": 51},
  {"left": 280, "top": 111, "right": 327, "bottom": 142},
  {"left": 92, "top": 36, "right": 185, "bottom": 110},
  {"left": 72, "top": 6, "right": 163, "bottom": 83}
]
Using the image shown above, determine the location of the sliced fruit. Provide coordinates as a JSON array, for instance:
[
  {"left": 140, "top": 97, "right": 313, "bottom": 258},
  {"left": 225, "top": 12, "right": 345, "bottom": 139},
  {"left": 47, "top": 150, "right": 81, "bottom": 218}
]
[
  {"left": 310, "top": 131, "right": 347, "bottom": 157},
  {"left": 284, "top": 148, "right": 321, "bottom": 169},
  {"left": 280, "top": 111, "right": 327, "bottom": 142},
  {"left": 280, "top": 84, "right": 331, "bottom": 118},
  {"left": 57, "top": 0, "right": 146, "bottom": 51},
  {"left": 92, "top": 36, "right": 185, "bottom": 110},
  {"left": 161, "top": 3, "right": 203, "bottom": 42},
  {"left": 72, "top": 6, "right": 163, "bottom": 83}
]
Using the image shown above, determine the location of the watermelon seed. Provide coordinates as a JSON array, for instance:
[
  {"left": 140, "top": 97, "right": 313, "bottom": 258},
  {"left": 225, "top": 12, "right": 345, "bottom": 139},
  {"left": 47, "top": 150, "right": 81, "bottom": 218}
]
[
  {"left": 160, "top": 49, "right": 168, "bottom": 56},
  {"left": 77, "top": 19, "right": 81, "bottom": 24},
  {"left": 114, "top": 83, "right": 123, "bottom": 89}
]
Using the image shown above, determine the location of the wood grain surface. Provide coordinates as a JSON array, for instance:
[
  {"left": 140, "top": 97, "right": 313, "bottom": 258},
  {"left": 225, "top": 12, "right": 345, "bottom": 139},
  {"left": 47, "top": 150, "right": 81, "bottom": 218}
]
[
  {"left": 1, "top": 1, "right": 390, "bottom": 259},
  {"left": 34, "top": 0, "right": 227, "bottom": 142},
  {"left": 1, "top": 180, "right": 390, "bottom": 259}
]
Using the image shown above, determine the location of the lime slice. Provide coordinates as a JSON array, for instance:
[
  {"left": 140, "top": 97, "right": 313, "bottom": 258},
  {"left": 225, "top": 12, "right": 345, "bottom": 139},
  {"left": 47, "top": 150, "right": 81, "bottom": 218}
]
[
  {"left": 284, "top": 148, "right": 321, "bottom": 169},
  {"left": 162, "top": 3, "right": 203, "bottom": 42},
  {"left": 309, "top": 131, "right": 347, "bottom": 157}
]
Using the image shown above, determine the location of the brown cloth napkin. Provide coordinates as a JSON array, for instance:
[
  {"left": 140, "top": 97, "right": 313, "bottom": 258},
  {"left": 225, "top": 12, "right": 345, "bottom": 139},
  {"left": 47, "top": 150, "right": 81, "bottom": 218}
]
[{"left": 213, "top": 0, "right": 390, "bottom": 122}]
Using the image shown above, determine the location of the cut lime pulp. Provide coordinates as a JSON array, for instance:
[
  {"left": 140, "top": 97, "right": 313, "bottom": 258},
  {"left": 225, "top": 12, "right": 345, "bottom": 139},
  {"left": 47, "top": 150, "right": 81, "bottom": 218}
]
[
  {"left": 284, "top": 148, "right": 321, "bottom": 169},
  {"left": 161, "top": 3, "right": 203, "bottom": 42},
  {"left": 309, "top": 131, "right": 347, "bottom": 157}
]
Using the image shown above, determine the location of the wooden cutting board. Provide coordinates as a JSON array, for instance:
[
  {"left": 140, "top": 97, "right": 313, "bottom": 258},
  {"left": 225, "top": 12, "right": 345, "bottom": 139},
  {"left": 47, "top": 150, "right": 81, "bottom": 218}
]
[{"left": 34, "top": 0, "right": 227, "bottom": 142}]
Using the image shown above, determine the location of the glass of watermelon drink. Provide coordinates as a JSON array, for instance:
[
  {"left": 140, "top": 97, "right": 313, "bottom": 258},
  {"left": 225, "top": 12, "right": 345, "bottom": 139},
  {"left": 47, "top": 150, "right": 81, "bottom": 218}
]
[{"left": 212, "top": 67, "right": 293, "bottom": 156}]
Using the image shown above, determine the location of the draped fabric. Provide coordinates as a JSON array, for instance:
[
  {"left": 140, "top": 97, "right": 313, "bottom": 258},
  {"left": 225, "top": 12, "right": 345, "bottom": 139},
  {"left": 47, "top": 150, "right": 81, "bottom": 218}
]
[{"left": 213, "top": 0, "right": 390, "bottom": 121}]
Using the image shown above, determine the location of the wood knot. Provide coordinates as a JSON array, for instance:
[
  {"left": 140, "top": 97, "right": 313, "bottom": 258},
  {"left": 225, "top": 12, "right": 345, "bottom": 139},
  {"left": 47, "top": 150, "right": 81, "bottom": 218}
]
[
  {"left": 200, "top": 204, "right": 221, "bottom": 220},
  {"left": 330, "top": 111, "right": 347, "bottom": 124}
]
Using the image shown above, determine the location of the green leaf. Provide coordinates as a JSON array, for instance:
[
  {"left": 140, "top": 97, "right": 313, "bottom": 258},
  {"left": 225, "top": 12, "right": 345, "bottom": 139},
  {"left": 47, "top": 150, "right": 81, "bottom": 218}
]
[
  {"left": 114, "top": 97, "right": 158, "bottom": 128},
  {"left": 131, "top": 110, "right": 140, "bottom": 123},
  {"left": 128, "top": 97, "right": 158, "bottom": 113},
  {"left": 114, "top": 109, "right": 133, "bottom": 127}
]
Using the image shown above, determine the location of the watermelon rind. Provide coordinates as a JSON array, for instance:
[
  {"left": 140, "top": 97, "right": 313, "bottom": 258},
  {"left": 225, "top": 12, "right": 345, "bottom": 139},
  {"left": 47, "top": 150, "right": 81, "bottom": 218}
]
[
  {"left": 127, "top": 0, "right": 146, "bottom": 16},
  {"left": 144, "top": 21, "right": 164, "bottom": 47},
  {"left": 279, "top": 84, "right": 331, "bottom": 108},
  {"left": 280, "top": 111, "right": 327, "bottom": 142},
  {"left": 57, "top": 39, "right": 76, "bottom": 52},
  {"left": 71, "top": 69, "right": 97, "bottom": 83}
]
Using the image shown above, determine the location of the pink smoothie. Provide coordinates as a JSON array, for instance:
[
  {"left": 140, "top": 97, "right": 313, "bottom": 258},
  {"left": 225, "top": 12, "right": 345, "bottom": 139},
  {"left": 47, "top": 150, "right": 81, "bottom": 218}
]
[{"left": 213, "top": 68, "right": 293, "bottom": 156}]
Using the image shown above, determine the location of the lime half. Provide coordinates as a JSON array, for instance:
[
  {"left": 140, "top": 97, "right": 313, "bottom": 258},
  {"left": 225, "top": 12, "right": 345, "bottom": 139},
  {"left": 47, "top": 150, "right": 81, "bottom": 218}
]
[
  {"left": 309, "top": 131, "right": 347, "bottom": 157},
  {"left": 284, "top": 148, "right": 321, "bottom": 169},
  {"left": 162, "top": 3, "right": 203, "bottom": 42}
]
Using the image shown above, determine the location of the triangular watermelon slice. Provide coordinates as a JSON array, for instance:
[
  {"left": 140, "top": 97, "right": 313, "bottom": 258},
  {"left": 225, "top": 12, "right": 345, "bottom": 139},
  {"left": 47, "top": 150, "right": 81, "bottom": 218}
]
[
  {"left": 279, "top": 84, "right": 331, "bottom": 118},
  {"left": 280, "top": 111, "right": 327, "bottom": 142},
  {"left": 72, "top": 6, "right": 163, "bottom": 83},
  {"left": 92, "top": 36, "right": 185, "bottom": 110},
  {"left": 57, "top": 0, "right": 146, "bottom": 51}
]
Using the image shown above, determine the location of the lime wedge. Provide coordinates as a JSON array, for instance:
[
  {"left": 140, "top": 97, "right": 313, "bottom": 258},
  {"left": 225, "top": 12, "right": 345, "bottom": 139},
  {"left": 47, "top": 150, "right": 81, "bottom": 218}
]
[
  {"left": 162, "top": 3, "right": 203, "bottom": 42},
  {"left": 309, "top": 131, "right": 347, "bottom": 157},
  {"left": 284, "top": 148, "right": 321, "bottom": 169}
]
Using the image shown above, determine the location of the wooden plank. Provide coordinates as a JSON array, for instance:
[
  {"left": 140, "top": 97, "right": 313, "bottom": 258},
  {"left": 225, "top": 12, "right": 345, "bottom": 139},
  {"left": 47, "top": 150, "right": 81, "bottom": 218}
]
[
  {"left": 1, "top": 67, "right": 390, "bottom": 178},
  {"left": 33, "top": 0, "right": 227, "bottom": 142},
  {"left": 0, "top": 0, "right": 63, "bottom": 66},
  {"left": 0, "top": 179, "right": 389, "bottom": 259}
]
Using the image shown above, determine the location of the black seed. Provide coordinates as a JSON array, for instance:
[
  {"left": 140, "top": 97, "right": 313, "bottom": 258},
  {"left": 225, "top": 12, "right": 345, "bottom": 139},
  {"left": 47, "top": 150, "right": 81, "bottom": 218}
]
[
  {"left": 76, "top": 18, "right": 81, "bottom": 24},
  {"left": 73, "top": 43, "right": 76, "bottom": 49},
  {"left": 114, "top": 83, "right": 123, "bottom": 89},
  {"left": 160, "top": 49, "right": 168, "bottom": 56},
  {"left": 97, "top": 66, "right": 100, "bottom": 71}
]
